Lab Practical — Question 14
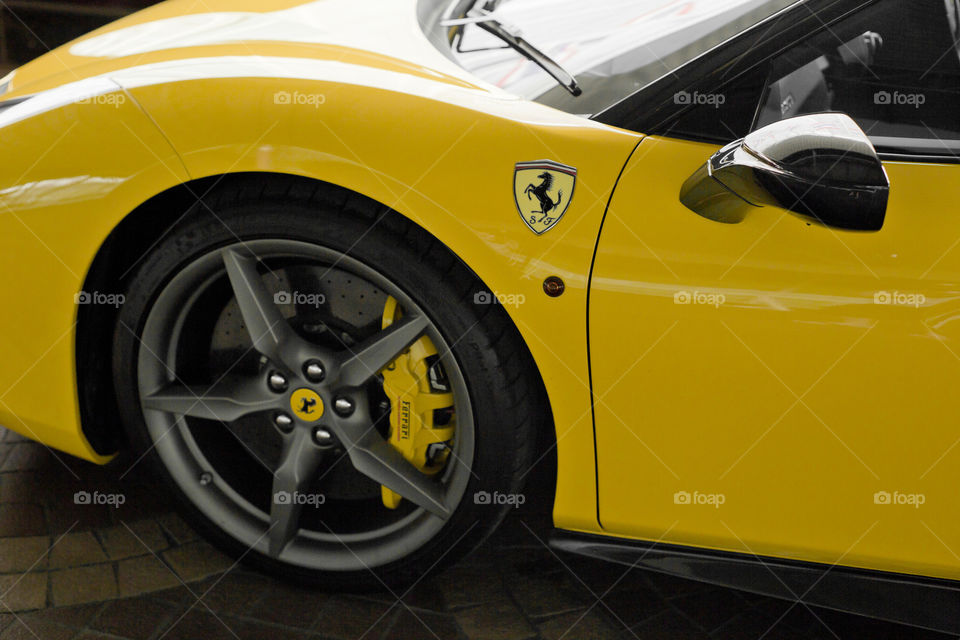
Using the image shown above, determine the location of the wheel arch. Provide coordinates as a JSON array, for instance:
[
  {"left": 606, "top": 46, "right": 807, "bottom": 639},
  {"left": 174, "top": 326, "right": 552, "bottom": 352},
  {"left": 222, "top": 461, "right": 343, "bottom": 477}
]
[
  {"left": 77, "top": 174, "right": 223, "bottom": 455},
  {"left": 77, "top": 172, "right": 557, "bottom": 487}
]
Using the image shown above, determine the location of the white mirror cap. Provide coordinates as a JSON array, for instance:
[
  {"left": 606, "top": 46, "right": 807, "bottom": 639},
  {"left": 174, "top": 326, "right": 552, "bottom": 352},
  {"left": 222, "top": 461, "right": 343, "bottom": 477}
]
[{"left": 743, "top": 112, "right": 876, "bottom": 164}]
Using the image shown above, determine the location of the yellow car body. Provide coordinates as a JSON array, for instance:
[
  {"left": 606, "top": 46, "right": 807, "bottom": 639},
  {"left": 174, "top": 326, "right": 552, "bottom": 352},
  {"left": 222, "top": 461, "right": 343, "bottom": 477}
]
[
  {"left": 0, "top": 0, "right": 639, "bottom": 535},
  {"left": 2, "top": 0, "right": 960, "bottom": 607}
]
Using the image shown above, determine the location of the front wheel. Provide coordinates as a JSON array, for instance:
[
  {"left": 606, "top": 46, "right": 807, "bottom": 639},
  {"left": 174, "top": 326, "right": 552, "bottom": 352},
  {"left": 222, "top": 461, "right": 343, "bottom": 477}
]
[{"left": 112, "top": 181, "right": 542, "bottom": 588}]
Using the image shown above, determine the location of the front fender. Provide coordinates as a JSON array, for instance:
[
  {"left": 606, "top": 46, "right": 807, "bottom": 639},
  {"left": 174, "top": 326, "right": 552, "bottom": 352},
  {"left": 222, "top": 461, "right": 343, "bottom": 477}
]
[
  {"left": 0, "top": 79, "right": 189, "bottom": 462},
  {"left": 122, "top": 58, "right": 642, "bottom": 532}
]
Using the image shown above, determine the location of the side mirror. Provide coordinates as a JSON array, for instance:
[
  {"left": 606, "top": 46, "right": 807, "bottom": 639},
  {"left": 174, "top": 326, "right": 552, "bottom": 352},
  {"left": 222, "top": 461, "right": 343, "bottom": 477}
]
[{"left": 679, "top": 113, "right": 889, "bottom": 231}]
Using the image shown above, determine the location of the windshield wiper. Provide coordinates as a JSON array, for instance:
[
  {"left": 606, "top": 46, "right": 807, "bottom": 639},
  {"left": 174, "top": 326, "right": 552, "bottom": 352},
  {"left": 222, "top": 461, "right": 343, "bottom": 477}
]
[{"left": 443, "top": 2, "right": 582, "bottom": 97}]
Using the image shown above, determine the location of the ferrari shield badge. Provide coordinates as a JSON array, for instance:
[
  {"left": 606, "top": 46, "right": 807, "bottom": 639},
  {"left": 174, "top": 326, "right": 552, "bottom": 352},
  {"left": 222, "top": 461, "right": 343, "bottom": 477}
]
[{"left": 514, "top": 160, "right": 577, "bottom": 235}]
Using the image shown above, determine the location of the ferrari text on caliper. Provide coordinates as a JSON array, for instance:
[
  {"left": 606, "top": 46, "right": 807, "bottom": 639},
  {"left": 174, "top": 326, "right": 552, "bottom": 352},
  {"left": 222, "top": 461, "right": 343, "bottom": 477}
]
[{"left": 379, "top": 297, "right": 456, "bottom": 509}]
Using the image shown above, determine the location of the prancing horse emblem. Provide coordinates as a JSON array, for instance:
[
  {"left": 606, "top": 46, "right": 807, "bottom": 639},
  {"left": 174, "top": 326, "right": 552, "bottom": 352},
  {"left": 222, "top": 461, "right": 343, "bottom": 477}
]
[
  {"left": 298, "top": 397, "right": 317, "bottom": 414},
  {"left": 290, "top": 388, "right": 324, "bottom": 422},
  {"left": 513, "top": 160, "right": 577, "bottom": 235},
  {"left": 526, "top": 172, "right": 562, "bottom": 218}
]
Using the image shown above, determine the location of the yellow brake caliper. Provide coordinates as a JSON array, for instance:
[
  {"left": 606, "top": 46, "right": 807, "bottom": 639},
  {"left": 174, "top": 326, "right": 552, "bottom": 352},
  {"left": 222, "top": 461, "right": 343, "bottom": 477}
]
[{"left": 379, "top": 296, "right": 455, "bottom": 509}]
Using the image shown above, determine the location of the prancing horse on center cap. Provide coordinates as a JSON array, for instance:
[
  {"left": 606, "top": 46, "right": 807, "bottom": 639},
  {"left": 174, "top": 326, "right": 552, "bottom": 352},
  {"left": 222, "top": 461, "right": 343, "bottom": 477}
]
[{"left": 290, "top": 388, "right": 324, "bottom": 422}]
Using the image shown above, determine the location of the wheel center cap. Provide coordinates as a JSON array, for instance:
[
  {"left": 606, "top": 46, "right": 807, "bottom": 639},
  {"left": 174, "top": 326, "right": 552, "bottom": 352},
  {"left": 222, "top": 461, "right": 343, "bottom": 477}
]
[{"left": 290, "top": 388, "right": 324, "bottom": 422}]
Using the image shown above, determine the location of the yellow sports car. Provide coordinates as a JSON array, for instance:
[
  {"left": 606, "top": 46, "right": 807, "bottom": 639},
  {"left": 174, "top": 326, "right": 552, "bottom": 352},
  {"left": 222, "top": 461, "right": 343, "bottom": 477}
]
[{"left": 2, "top": 0, "right": 959, "bottom": 631}]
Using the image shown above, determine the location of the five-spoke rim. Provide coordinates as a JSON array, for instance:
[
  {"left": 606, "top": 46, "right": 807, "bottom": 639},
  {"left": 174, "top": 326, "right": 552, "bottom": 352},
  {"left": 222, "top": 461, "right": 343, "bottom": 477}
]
[{"left": 136, "top": 240, "right": 474, "bottom": 570}]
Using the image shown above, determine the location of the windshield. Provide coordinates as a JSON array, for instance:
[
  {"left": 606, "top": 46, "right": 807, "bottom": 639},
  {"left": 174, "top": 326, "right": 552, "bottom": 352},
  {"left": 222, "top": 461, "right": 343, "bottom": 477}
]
[{"left": 428, "top": 0, "right": 800, "bottom": 115}]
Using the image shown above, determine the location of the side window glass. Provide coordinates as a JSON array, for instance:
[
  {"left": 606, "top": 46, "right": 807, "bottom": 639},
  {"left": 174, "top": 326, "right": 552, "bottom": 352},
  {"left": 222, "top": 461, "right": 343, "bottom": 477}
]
[
  {"left": 662, "top": 67, "right": 767, "bottom": 142},
  {"left": 755, "top": 0, "right": 960, "bottom": 155}
]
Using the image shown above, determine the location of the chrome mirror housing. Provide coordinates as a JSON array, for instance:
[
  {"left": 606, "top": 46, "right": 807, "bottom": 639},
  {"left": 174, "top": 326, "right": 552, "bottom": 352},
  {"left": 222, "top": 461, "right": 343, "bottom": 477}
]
[{"left": 680, "top": 113, "right": 889, "bottom": 231}]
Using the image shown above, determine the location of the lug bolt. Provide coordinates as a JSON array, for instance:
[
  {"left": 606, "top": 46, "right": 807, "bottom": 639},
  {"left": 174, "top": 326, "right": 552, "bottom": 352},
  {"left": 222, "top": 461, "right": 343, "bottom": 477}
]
[
  {"left": 333, "top": 397, "right": 355, "bottom": 417},
  {"left": 312, "top": 426, "right": 335, "bottom": 447},
  {"left": 303, "top": 360, "right": 326, "bottom": 383},
  {"left": 274, "top": 413, "right": 294, "bottom": 433},
  {"left": 268, "top": 372, "right": 288, "bottom": 393},
  {"left": 199, "top": 472, "right": 213, "bottom": 486}
]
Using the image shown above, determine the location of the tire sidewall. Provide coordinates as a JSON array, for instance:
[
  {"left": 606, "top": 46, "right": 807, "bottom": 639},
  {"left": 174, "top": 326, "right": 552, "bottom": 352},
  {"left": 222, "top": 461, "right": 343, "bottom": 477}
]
[{"left": 113, "top": 198, "right": 530, "bottom": 587}]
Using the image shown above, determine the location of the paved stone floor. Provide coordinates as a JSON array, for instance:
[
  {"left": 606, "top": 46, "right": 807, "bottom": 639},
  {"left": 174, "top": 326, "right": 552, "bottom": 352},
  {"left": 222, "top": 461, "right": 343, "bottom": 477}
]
[{"left": 0, "top": 426, "right": 954, "bottom": 640}]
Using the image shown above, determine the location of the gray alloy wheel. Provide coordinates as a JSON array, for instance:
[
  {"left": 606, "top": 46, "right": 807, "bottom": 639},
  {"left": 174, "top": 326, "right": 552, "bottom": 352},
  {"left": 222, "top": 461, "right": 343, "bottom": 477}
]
[{"left": 135, "top": 239, "right": 475, "bottom": 571}]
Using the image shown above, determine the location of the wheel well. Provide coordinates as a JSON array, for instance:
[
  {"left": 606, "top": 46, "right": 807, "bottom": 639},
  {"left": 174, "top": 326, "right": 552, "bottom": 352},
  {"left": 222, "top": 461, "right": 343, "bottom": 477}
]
[
  {"left": 78, "top": 171, "right": 556, "bottom": 489},
  {"left": 77, "top": 174, "right": 223, "bottom": 454}
]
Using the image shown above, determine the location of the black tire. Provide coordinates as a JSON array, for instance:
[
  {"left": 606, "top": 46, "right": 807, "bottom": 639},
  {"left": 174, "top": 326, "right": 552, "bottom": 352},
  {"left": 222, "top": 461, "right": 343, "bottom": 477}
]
[{"left": 112, "top": 177, "right": 544, "bottom": 589}]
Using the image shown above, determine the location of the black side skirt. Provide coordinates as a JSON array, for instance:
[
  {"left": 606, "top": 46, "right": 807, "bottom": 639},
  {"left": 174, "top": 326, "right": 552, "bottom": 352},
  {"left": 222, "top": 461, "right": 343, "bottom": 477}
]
[{"left": 550, "top": 530, "right": 960, "bottom": 635}]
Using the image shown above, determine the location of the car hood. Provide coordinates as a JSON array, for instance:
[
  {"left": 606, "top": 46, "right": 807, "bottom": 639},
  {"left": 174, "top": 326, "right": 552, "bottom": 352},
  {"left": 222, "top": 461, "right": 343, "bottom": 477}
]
[{"left": 3, "top": 0, "right": 486, "bottom": 98}]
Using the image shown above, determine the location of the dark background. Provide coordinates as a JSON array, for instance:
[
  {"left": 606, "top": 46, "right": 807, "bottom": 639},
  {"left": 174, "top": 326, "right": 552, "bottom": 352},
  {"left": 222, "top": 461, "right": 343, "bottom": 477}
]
[{"left": 0, "top": 0, "right": 161, "bottom": 71}]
